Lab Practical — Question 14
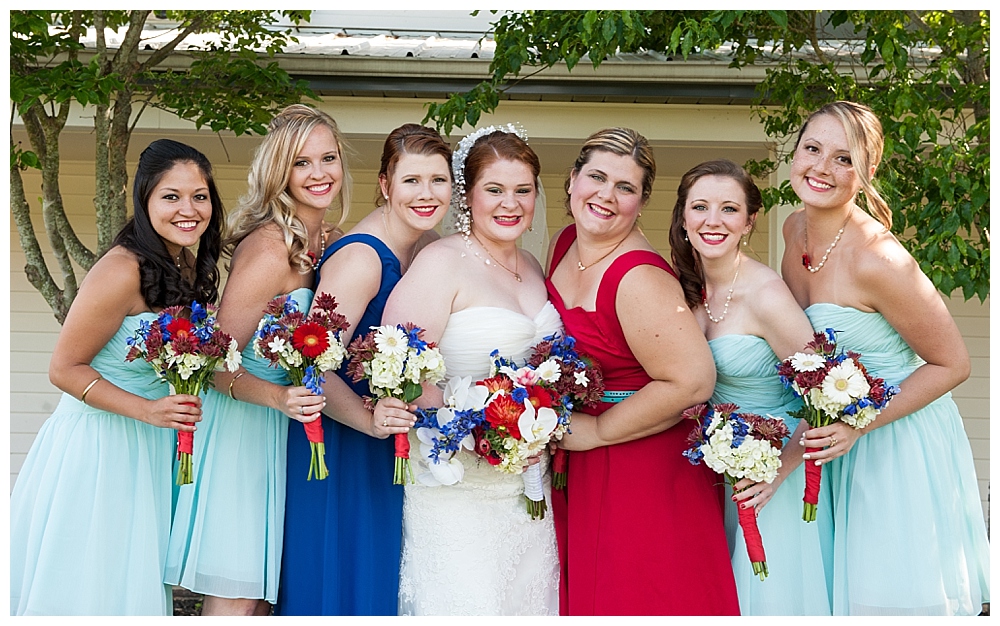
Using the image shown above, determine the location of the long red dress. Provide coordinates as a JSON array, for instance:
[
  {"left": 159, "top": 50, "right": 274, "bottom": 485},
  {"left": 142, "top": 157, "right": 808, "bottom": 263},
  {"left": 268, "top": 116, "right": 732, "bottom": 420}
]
[{"left": 547, "top": 226, "right": 739, "bottom": 616}]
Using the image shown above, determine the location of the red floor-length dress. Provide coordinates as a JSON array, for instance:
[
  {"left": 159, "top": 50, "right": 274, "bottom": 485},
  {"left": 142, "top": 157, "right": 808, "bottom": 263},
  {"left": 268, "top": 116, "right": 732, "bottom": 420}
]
[{"left": 547, "top": 225, "right": 739, "bottom": 616}]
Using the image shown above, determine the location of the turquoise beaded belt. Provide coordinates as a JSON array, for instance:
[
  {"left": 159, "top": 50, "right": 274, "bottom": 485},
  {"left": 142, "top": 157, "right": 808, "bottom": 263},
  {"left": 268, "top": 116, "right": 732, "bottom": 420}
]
[{"left": 600, "top": 390, "right": 636, "bottom": 403}]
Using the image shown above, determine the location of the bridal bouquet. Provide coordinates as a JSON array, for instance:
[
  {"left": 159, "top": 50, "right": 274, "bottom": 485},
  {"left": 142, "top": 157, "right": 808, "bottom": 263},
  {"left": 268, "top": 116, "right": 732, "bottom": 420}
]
[
  {"left": 525, "top": 334, "right": 604, "bottom": 490},
  {"left": 125, "top": 301, "right": 241, "bottom": 485},
  {"left": 347, "top": 323, "right": 446, "bottom": 484},
  {"left": 683, "top": 402, "right": 790, "bottom": 580},
  {"left": 254, "top": 292, "right": 350, "bottom": 481},
  {"left": 777, "top": 328, "right": 899, "bottom": 521}
]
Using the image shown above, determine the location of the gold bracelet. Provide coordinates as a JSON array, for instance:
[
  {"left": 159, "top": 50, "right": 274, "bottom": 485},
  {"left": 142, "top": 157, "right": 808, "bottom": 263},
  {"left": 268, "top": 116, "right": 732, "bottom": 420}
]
[
  {"left": 229, "top": 371, "right": 246, "bottom": 401},
  {"left": 80, "top": 376, "right": 103, "bottom": 405}
]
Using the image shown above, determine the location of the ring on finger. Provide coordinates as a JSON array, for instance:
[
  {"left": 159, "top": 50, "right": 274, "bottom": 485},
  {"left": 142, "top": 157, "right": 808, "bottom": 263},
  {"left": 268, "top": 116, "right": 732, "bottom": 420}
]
[
  {"left": 383, "top": 419, "right": 388, "bottom": 427},
  {"left": 830, "top": 436, "right": 838, "bottom": 447}
]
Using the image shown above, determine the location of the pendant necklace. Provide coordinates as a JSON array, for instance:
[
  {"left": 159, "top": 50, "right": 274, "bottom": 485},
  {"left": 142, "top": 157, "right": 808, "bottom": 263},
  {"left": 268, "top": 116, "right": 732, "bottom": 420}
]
[
  {"left": 802, "top": 209, "right": 852, "bottom": 273},
  {"left": 466, "top": 229, "right": 522, "bottom": 282},
  {"left": 704, "top": 254, "right": 742, "bottom": 324},
  {"left": 306, "top": 227, "right": 327, "bottom": 271},
  {"left": 577, "top": 228, "right": 632, "bottom": 271}
]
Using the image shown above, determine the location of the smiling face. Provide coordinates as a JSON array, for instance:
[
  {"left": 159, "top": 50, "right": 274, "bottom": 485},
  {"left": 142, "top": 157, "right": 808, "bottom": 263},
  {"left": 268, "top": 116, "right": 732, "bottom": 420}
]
[
  {"left": 147, "top": 161, "right": 214, "bottom": 257},
  {"left": 380, "top": 152, "right": 451, "bottom": 233},
  {"left": 468, "top": 158, "right": 537, "bottom": 245},
  {"left": 683, "top": 174, "right": 754, "bottom": 262},
  {"left": 568, "top": 150, "right": 645, "bottom": 240},
  {"left": 790, "top": 113, "right": 861, "bottom": 211},
  {"left": 287, "top": 124, "right": 344, "bottom": 215}
]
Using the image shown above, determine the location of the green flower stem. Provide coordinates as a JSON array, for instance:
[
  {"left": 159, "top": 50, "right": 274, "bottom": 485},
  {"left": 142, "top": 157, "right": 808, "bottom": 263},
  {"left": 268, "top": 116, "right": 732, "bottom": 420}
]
[
  {"left": 394, "top": 457, "right": 415, "bottom": 485},
  {"left": 309, "top": 442, "right": 329, "bottom": 481},
  {"left": 525, "top": 495, "right": 547, "bottom": 520},
  {"left": 176, "top": 453, "right": 193, "bottom": 486}
]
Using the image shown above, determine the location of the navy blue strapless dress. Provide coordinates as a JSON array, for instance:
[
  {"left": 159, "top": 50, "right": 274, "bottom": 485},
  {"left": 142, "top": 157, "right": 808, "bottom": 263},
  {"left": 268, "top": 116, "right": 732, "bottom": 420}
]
[{"left": 276, "top": 233, "right": 404, "bottom": 615}]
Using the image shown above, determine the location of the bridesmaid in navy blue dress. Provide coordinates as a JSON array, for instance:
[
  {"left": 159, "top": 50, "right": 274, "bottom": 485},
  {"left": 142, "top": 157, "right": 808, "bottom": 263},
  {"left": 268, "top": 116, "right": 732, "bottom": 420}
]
[{"left": 277, "top": 124, "right": 452, "bottom": 615}]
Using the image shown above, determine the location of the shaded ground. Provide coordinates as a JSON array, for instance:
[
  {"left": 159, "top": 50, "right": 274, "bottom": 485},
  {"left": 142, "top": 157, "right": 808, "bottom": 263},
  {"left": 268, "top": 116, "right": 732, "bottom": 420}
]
[
  {"left": 172, "top": 587, "right": 203, "bottom": 616},
  {"left": 169, "top": 588, "right": 987, "bottom": 616}
]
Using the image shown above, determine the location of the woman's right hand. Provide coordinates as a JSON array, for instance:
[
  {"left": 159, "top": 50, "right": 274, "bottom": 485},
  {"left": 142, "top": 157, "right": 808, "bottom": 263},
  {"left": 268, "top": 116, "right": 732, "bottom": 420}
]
[
  {"left": 278, "top": 386, "right": 326, "bottom": 423},
  {"left": 145, "top": 394, "right": 203, "bottom": 431},
  {"left": 371, "top": 397, "right": 417, "bottom": 439}
]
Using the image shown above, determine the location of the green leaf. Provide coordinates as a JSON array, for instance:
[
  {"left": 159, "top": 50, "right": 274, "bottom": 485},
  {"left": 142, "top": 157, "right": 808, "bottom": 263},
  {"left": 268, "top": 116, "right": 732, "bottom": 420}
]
[{"left": 403, "top": 381, "right": 424, "bottom": 404}]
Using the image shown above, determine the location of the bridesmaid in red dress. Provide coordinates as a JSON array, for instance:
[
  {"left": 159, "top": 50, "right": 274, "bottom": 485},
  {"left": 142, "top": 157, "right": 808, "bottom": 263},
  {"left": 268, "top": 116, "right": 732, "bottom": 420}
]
[{"left": 546, "top": 128, "right": 739, "bottom": 616}]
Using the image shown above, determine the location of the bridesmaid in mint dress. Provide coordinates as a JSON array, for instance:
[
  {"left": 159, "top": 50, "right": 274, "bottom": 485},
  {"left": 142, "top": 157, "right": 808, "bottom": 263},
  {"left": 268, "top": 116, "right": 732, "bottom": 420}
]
[
  {"left": 669, "top": 159, "right": 832, "bottom": 615},
  {"left": 277, "top": 124, "right": 450, "bottom": 615},
  {"left": 10, "top": 139, "right": 224, "bottom": 615},
  {"left": 165, "top": 105, "right": 345, "bottom": 615},
  {"left": 781, "top": 101, "right": 989, "bottom": 615}
]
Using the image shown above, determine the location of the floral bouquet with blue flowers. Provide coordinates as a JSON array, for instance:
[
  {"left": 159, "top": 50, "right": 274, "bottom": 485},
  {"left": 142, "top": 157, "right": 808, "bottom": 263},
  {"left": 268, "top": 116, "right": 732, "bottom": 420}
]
[
  {"left": 254, "top": 292, "right": 350, "bottom": 481},
  {"left": 126, "top": 301, "right": 241, "bottom": 485},
  {"left": 683, "top": 402, "right": 790, "bottom": 580},
  {"left": 777, "top": 328, "right": 900, "bottom": 521},
  {"left": 346, "top": 323, "right": 447, "bottom": 485}
]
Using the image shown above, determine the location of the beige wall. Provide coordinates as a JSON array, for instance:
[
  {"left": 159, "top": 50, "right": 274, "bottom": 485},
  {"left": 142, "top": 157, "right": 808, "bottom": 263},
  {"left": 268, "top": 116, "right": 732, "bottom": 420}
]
[{"left": 10, "top": 99, "right": 990, "bottom": 524}]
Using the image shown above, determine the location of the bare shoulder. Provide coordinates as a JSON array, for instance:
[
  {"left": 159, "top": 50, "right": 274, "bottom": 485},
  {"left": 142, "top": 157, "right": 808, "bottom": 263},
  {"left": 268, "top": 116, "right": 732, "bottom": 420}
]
[
  {"left": 852, "top": 225, "right": 922, "bottom": 306},
  {"left": 782, "top": 208, "right": 805, "bottom": 240},
  {"left": 82, "top": 246, "right": 144, "bottom": 311},
  {"left": 230, "top": 224, "right": 292, "bottom": 273},
  {"left": 618, "top": 261, "right": 685, "bottom": 307}
]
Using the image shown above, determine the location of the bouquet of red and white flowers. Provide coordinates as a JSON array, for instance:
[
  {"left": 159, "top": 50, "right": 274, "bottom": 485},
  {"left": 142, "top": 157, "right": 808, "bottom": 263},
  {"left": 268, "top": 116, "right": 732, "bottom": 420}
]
[
  {"left": 410, "top": 333, "right": 600, "bottom": 520},
  {"left": 525, "top": 334, "right": 604, "bottom": 490},
  {"left": 777, "top": 328, "right": 899, "bottom": 521},
  {"left": 126, "top": 301, "right": 241, "bottom": 485},
  {"left": 254, "top": 292, "right": 350, "bottom": 481},
  {"left": 346, "top": 323, "right": 446, "bottom": 485},
  {"left": 683, "top": 402, "right": 790, "bottom": 580}
]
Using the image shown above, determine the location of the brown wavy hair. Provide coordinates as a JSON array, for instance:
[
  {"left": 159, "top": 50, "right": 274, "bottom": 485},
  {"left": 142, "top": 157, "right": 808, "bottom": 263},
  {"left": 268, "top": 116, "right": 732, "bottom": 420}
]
[{"left": 669, "top": 159, "right": 763, "bottom": 309}]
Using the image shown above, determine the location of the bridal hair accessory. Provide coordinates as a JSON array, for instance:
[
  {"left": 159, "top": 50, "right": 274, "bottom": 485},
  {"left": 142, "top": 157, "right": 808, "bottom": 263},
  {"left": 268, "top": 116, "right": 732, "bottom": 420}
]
[{"left": 451, "top": 123, "right": 529, "bottom": 235}]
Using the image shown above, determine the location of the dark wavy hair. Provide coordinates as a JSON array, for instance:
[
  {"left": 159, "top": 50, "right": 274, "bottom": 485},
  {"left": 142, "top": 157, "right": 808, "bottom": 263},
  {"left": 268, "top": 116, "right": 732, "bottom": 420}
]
[
  {"left": 111, "top": 139, "right": 223, "bottom": 308},
  {"left": 669, "top": 159, "right": 763, "bottom": 309},
  {"left": 375, "top": 123, "right": 452, "bottom": 206}
]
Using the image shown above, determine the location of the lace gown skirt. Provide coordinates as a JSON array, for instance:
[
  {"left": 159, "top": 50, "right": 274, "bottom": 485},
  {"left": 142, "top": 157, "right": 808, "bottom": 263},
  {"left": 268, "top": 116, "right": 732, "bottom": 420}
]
[{"left": 397, "top": 305, "right": 563, "bottom": 616}]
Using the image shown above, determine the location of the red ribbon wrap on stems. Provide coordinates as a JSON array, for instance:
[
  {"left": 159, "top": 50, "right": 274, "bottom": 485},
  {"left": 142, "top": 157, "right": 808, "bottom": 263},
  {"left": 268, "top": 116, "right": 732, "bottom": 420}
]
[
  {"left": 552, "top": 448, "right": 568, "bottom": 490},
  {"left": 802, "top": 447, "right": 823, "bottom": 521},
  {"left": 393, "top": 432, "right": 415, "bottom": 485},
  {"left": 737, "top": 501, "right": 768, "bottom": 579},
  {"left": 303, "top": 416, "right": 329, "bottom": 481},
  {"left": 176, "top": 401, "right": 197, "bottom": 486}
]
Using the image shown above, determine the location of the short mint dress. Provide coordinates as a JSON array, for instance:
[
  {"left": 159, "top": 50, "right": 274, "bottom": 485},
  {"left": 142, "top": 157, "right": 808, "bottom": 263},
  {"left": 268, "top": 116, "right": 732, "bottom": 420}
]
[
  {"left": 709, "top": 334, "right": 833, "bottom": 615},
  {"left": 165, "top": 287, "right": 313, "bottom": 603},
  {"left": 10, "top": 313, "right": 175, "bottom": 615},
  {"left": 805, "top": 303, "right": 989, "bottom": 615}
]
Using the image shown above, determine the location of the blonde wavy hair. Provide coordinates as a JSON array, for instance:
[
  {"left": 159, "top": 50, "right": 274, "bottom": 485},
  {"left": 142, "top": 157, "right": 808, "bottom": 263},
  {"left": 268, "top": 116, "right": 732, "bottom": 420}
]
[
  {"left": 223, "top": 104, "right": 353, "bottom": 272},
  {"left": 795, "top": 101, "right": 891, "bottom": 230}
]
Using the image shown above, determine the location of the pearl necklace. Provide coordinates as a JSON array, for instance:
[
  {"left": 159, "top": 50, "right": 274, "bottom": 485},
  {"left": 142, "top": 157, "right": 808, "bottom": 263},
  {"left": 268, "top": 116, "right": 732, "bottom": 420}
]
[
  {"left": 577, "top": 229, "right": 632, "bottom": 271},
  {"left": 802, "top": 210, "right": 852, "bottom": 273},
  {"left": 381, "top": 208, "right": 417, "bottom": 272},
  {"left": 464, "top": 230, "right": 521, "bottom": 282},
  {"left": 704, "top": 255, "right": 741, "bottom": 324},
  {"left": 306, "top": 228, "right": 326, "bottom": 271}
]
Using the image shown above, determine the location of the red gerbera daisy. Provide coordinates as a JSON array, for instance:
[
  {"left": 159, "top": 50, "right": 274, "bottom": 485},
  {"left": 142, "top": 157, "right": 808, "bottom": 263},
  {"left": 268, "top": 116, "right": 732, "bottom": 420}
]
[
  {"left": 292, "top": 321, "right": 330, "bottom": 358},
  {"left": 484, "top": 393, "right": 523, "bottom": 440},
  {"left": 167, "top": 317, "right": 195, "bottom": 340}
]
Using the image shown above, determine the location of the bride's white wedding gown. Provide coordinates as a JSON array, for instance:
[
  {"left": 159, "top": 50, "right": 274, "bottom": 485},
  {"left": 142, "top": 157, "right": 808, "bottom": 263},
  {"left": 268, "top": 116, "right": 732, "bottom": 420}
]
[{"left": 398, "top": 304, "right": 563, "bottom": 616}]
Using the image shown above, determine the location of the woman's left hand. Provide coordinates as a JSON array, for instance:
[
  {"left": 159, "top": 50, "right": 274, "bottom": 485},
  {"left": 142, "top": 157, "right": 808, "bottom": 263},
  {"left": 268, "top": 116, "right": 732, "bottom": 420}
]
[
  {"left": 521, "top": 450, "right": 544, "bottom": 471},
  {"left": 800, "top": 422, "right": 863, "bottom": 465},
  {"left": 371, "top": 397, "right": 416, "bottom": 439},
  {"left": 732, "top": 477, "right": 778, "bottom": 513}
]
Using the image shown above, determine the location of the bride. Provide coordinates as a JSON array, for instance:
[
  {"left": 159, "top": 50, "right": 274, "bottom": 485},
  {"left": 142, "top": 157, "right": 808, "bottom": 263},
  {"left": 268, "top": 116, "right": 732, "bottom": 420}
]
[{"left": 381, "top": 125, "right": 561, "bottom": 615}]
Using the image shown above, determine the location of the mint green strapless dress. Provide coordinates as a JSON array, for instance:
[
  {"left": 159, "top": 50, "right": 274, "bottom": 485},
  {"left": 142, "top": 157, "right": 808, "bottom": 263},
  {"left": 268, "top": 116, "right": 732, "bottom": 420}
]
[
  {"left": 10, "top": 313, "right": 175, "bottom": 615},
  {"left": 709, "top": 334, "right": 833, "bottom": 615},
  {"left": 165, "top": 287, "right": 313, "bottom": 603},
  {"left": 805, "top": 303, "right": 989, "bottom": 616}
]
